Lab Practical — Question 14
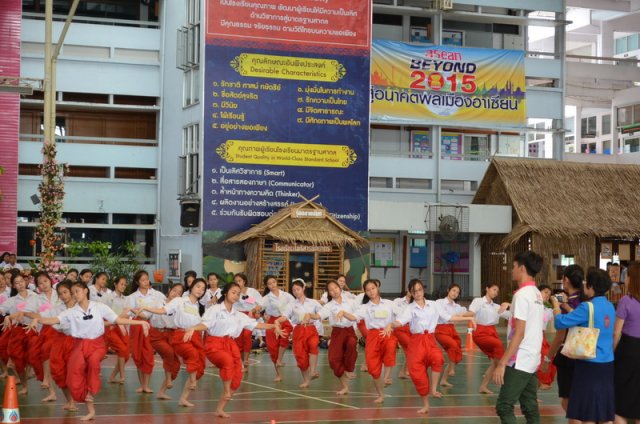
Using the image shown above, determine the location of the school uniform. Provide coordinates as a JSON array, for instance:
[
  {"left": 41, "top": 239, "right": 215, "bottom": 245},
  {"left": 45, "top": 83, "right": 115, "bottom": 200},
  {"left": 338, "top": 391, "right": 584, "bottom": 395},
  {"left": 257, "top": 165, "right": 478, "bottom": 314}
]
[
  {"left": 104, "top": 293, "right": 130, "bottom": 360},
  {"left": 392, "top": 297, "right": 412, "bottom": 350},
  {"left": 57, "top": 301, "right": 119, "bottom": 402},
  {"left": 319, "top": 298, "right": 358, "bottom": 378},
  {"left": 283, "top": 298, "right": 322, "bottom": 371},
  {"left": 468, "top": 296, "right": 508, "bottom": 360},
  {"left": 434, "top": 298, "right": 467, "bottom": 364},
  {"left": 258, "top": 290, "right": 294, "bottom": 364},
  {"left": 354, "top": 299, "right": 398, "bottom": 379},
  {"left": 125, "top": 288, "right": 165, "bottom": 374},
  {"left": 200, "top": 288, "right": 222, "bottom": 309},
  {"left": 396, "top": 300, "right": 445, "bottom": 396},
  {"left": 353, "top": 292, "right": 369, "bottom": 339},
  {"left": 201, "top": 303, "right": 259, "bottom": 390},
  {"left": 0, "top": 291, "right": 11, "bottom": 364},
  {"left": 25, "top": 291, "right": 59, "bottom": 376},
  {"left": 49, "top": 302, "right": 74, "bottom": 389},
  {"left": 163, "top": 297, "right": 206, "bottom": 379},
  {"left": 233, "top": 287, "right": 262, "bottom": 354},
  {"left": 0, "top": 291, "right": 39, "bottom": 377},
  {"left": 148, "top": 299, "right": 180, "bottom": 380},
  {"left": 88, "top": 285, "right": 112, "bottom": 304}
]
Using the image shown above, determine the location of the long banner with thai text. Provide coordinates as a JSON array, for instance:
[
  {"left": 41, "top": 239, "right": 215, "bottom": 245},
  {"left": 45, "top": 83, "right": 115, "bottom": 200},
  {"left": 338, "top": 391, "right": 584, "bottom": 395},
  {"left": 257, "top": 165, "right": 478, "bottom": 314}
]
[
  {"left": 203, "top": 0, "right": 371, "bottom": 234},
  {"left": 371, "top": 40, "right": 526, "bottom": 127}
]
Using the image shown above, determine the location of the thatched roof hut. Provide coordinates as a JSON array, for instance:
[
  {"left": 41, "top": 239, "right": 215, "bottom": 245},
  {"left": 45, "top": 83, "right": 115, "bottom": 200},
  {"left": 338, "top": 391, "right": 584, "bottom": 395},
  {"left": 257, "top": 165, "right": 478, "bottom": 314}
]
[
  {"left": 473, "top": 157, "right": 640, "bottom": 290},
  {"left": 225, "top": 198, "right": 367, "bottom": 295}
]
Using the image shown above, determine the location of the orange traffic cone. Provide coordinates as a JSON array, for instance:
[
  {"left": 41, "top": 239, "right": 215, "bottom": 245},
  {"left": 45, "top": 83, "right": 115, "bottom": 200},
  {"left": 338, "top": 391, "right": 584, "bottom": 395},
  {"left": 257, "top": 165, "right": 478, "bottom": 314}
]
[
  {"left": 465, "top": 321, "right": 476, "bottom": 351},
  {"left": 2, "top": 376, "right": 19, "bottom": 423}
]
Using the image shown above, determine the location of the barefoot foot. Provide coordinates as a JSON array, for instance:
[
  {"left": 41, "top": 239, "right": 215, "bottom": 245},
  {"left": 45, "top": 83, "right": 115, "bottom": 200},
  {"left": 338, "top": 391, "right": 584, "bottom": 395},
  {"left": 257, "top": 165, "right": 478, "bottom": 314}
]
[
  {"left": 178, "top": 399, "right": 195, "bottom": 407},
  {"left": 79, "top": 413, "right": 95, "bottom": 421},
  {"left": 373, "top": 396, "right": 385, "bottom": 404},
  {"left": 418, "top": 407, "right": 429, "bottom": 415},
  {"left": 440, "top": 381, "right": 453, "bottom": 388},
  {"left": 479, "top": 388, "right": 494, "bottom": 394},
  {"left": 430, "top": 390, "right": 443, "bottom": 398},
  {"left": 216, "top": 410, "right": 231, "bottom": 418},
  {"left": 156, "top": 393, "right": 172, "bottom": 400},
  {"left": 336, "top": 388, "right": 349, "bottom": 395},
  {"left": 41, "top": 394, "right": 57, "bottom": 402}
]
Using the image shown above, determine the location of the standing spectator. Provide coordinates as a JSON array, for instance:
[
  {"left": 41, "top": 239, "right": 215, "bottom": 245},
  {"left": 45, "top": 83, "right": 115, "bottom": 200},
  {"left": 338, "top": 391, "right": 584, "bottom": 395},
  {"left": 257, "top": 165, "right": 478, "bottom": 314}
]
[
  {"left": 0, "top": 252, "right": 9, "bottom": 269},
  {"left": 3, "top": 254, "right": 23, "bottom": 271},
  {"left": 552, "top": 268, "right": 615, "bottom": 424},
  {"left": 613, "top": 262, "right": 640, "bottom": 423},
  {"left": 542, "top": 265, "right": 584, "bottom": 412},
  {"left": 494, "top": 251, "right": 545, "bottom": 424}
]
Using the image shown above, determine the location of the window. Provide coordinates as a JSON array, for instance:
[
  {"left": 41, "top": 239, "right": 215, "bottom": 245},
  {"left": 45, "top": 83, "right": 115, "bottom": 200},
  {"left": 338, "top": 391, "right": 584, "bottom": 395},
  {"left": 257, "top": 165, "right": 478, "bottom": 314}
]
[
  {"left": 463, "top": 135, "right": 489, "bottom": 160},
  {"left": 581, "top": 116, "right": 596, "bottom": 137},
  {"left": 180, "top": 123, "right": 200, "bottom": 196},
  {"left": 615, "top": 37, "right": 627, "bottom": 55},
  {"left": 369, "top": 177, "right": 393, "bottom": 188},
  {"left": 618, "top": 106, "right": 633, "bottom": 127},
  {"left": 396, "top": 178, "right": 432, "bottom": 190},
  {"left": 602, "top": 115, "right": 611, "bottom": 135},
  {"left": 178, "top": 0, "right": 201, "bottom": 106},
  {"left": 624, "top": 138, "right": 639, "bottom": 153},
  {"left": 183, "top": 67, "right": 200, "bottom": 107}
]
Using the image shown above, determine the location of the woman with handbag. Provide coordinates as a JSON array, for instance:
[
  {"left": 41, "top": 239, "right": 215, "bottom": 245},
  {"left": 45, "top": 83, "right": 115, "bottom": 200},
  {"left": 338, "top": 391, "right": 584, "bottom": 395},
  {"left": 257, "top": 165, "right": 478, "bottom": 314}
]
[{"left": 551, "top": 268, "right": 616, "bottom": 424}]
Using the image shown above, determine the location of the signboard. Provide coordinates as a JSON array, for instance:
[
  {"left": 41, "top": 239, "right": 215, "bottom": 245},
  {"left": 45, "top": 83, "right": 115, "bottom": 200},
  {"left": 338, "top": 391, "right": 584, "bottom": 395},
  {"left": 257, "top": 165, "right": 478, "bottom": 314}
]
[
  {"left": 371, "top": 40, "right": 526, "bottom": 128},
  {"left": 273, "top": 243, "right": 332, "bottom": 253},
  {"left": 203, "top": 0, "right": 371, "bottom": 234}
]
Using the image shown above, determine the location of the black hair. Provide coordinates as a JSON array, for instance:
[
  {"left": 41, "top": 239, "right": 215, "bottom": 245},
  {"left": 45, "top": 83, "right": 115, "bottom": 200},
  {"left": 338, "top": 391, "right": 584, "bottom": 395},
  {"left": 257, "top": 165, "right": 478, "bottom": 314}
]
[
  {"left": 408, "top": 279, "right": 425, "bottom": 303},
  {"left": 33, "top": 270, "right": 53, "bottom": 286},
  {"left": 188, "top": 278, "right": 207, "bottom": 315},
  {"left": 335, "top": 274, "right": 351, "bottom": 292},
  {"left": 513, "top": 251, "right": 543, "bottom": 278},
  {"left": 9, "top": 272, "right": 25, "bottom": 297},
  {"left": 484, "top": 282, "right": 499, "bottom": 290},
  {"left": 169, "top": 283, "right": 184, "bottom": 294},
  {"left": 290, "top": 279, "right": 306, "bottom": 297},
  {"left": 562, "top": 265, "right": 584, "bottom": 291},
  {"left": 67, "top": 268, "right": 79, "bottom": 275},
  {"left": 262, "top": 275, "right": 278, "bottom": 296},
  {"left": 92, "top": 271, "right": 108, "bottom": 285},
  {"left": 79, "top": 268, "right": 93, "bottom": 277},
  {"left": 56, "top": 280, "right": 73, "bottom": 295},
  {"left": 585, "top": 267, "right": 612, "bottom": 297},
  {"left": 70, "top": 281, "right": 90, "bottom": 300},
  {"left": 183, "top": 270, "right": 197, "bottom": 290},
  {"left": 325, "top": 279, "right": 340, "bottom": 302},
  {"left": 1, "top": 252, "right": 9, "bottom": 261},
  {"left": 218, "top": 281, "right": 240, "bottom": 304},
  {"left": 362, "top": 279, "right": 381, "bottom": 304},
  {"left": 538, "top": 284, "right": 552, "bottom": 293},
  {"left": 207, "top": 272, "right": 221, "bottom": 279},
  {"left": 234, "top": 273, "right": 248, "bottom": 286},
  {"left": 131, "top": 270, "right": 149, "bottom": 293},
  {"left": 111, "top": 275, "right": 128, "bottom": 291}
]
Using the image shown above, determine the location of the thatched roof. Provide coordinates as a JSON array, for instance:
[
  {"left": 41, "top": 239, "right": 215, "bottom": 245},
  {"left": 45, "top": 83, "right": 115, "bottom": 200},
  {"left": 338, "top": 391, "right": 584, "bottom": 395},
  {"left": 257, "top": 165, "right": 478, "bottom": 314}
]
[
  {"left": 225, "top": 198, "right": 367, "bottom": 248},
  {"left": 473, "top": 157, "right": 640, "bottom": 244}
]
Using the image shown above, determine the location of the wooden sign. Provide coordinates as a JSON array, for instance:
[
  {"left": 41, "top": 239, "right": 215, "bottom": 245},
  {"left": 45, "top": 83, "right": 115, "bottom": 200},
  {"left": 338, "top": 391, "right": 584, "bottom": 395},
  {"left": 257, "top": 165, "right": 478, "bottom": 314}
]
[
  {"left": 291, "top": 209, "right": 325, "bottom": 219},
  {"left": 273, "top": 243, "right": 332, "bottom": 253}
]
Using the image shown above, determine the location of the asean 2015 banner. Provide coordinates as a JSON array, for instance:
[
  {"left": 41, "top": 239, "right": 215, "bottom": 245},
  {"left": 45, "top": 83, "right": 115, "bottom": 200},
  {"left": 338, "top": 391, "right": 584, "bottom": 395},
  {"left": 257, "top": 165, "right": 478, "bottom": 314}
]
[
  {"left": 371, "top": 40, "right": 526, "bottom": 128},
  {"left": 203, "top": 0, "right": 371, "bottom": 235}
]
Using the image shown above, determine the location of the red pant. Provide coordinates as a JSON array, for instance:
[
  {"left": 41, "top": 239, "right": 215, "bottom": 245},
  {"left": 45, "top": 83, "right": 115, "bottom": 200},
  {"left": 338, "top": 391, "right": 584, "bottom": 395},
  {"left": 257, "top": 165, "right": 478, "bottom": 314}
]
[
  {"left": 9, "top": 326, "right": 43, "bottom": 379},
  {"left": 407, "top": 333, "right": 445, "bottom": 396},
  {"left": 357, "top": 319, "right": 369, "bottom": 339},
  {"left": 365, "top": 329, "right": 397, "bottom": 379},
  {"left": 39, "top": 325, "right": 56, "bottom": 362},
  {"left": 292, "top": 325, "right": 319, "bottom": 371},
  {"left": 67, "top": 337, "right": 107, "bottom": 402},
  {"left": 537, "top": 336, "right": 557, "bottom": 386},
  {"left": 328, "top": 326, "right": 358, "bottom": 378},
  {"left": 105, "top": 325, "right": 130, "bottom": 360},
  {"left": 50, "top": 330, "right": 74, "bottom": 389},
  {"left": 435, "top": 324, "right": 462, "bottom": 364},
  {"left": 26, "top": 328, "right": 44, "bottom": 381},
  {"left": 149, "top": 327, "right": 180, "bottom": 380},
  {"left": 265, "top": 316, "right": 292, "bottom": 364},
  {"left": 172, "top": 329, "right": 205, "bottom": 380},
  {"left": 473, "top": 325, "right": 505, "bottom": 360},
  {"left": 129, "top": 321, "right": 154, "bottom": 374},
  {"left": 205, "top": 336, "right": 243, "bottom": 391},
  {"left": 0, "top": 328, "right": 10, "bottom": 364},
  {"left": 394, "top": 324, "right": 411, "bottom": 350}
]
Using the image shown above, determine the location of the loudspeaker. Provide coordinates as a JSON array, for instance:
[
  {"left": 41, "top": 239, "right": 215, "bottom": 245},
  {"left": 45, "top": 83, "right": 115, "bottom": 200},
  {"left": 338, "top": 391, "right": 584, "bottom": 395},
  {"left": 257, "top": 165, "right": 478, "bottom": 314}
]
[{"left": 180, "top": 201, "right": 200, "bottom": 228}]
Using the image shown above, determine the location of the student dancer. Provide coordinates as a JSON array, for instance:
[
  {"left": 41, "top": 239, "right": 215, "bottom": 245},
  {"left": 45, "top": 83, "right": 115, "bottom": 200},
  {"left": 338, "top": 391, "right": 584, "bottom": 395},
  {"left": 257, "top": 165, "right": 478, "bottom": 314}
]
[
  {"left": 320, "top": 274, "right": 355, "bottom": 304},
  {"left": 138, "top": 278, "right": 207, "bottom": 407},
  {"left": 105, "top": 276, "right": 130, "bottom": 385},
  {"left": 182, "top": 270, "right": 197, "bottom": 294},
  {"left": 88, "top": 272, "right": 112, "bottom": 302},
  {"left": 276, "top": 279, "right": 322, "bottom": 388},
  {"left": 354, "top": 280, "right": 376, "bottom": 373},
  {"left": 183, "top": 282, "right": 280, "bottom": 418},
  {"left": 435, "top": 283, "right": 474, "bottom": 387},
  {"left": 232, "top": 273, "right": 262, "bottom": 370},
  {"left": 25, "top": 271, "right": 59, "bottom": 402},
  {"left": 125, "top": 270, "right": 165, "bottom": 393},
  {"left": 255, "top": 275, "right": 294, "bottom": 382},
  {"left": 468, "top": 283, "right": 510, "bottom": 394},
  {"left": 66, "top": 269, "right": 79, "bottom": 283},
  {"left": 78, "top": 269, "right": 93, "bottom": 285},
  {"left": 147, "top": 283, "right": 183, "bottom": 400},
  {"left": 27, "top": 281, "right": 150, "bottom": 421},
  {"left": 1, "top": 273, "right": 38, "bottom": 394},
  {"left": 354, "top": 279, "right": 398, "bottom": 403},
  {"left": 393, "top": 286, "right": 414, "bottom": 379},
  {"left": 393, "top": 279, "right": 475, "bottom": 415},
  {"left": 201, "top": 272, "right": 222, "bottom": 308},
  {"left": 318, "top": 279, "right": 358, "bottom": 395},
  {"left": 0, "top": 273, "right": 11, "bottom": 378},
  {"left": 536, "top": 285, "right": 556, "bottom": 390}
]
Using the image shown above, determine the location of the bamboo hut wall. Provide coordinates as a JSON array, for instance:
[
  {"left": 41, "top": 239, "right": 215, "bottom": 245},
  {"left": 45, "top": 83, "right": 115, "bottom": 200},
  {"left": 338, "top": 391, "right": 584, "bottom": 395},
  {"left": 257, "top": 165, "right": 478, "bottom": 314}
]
[
  {"left": 530, "top": 235, "right": 596, "bottom": 286},
  {"left": 243, "top": 239, "right": 261, "bottom": 288}
]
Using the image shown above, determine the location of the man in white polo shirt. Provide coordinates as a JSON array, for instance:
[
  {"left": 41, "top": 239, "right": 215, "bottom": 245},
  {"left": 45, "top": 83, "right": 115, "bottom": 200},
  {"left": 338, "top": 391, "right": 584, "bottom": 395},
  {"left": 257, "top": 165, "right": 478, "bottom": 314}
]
[{"left": 494, "top": 251, "right": 544, "bottom": 424}]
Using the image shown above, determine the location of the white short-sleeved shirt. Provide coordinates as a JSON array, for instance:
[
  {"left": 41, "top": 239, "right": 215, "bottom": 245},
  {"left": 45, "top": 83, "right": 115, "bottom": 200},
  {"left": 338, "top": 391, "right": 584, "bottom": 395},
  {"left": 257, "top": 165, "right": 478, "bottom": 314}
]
[
  {"left": 0, "top": 292, "right": 38, "bottom": 323},
  {"left": 354, "top": 299, "right": 397, "bottom": 330},
  {"left": 57, "top": 301, "right": 118, "bottom": 339},
  {"left": 201, "top": 303, "right": 258, "bottom": 338},
  {"left": 507, "top": 283, "right": 544, "bottom": 373},
  {"left": 106, "top": 292, "right": 127, "bottom": 316},
  {"left": 283, "top": 298, "right": 322, "bottom": 326},
  {"left": 163, "top": 297, "right": 202, "bottom": 329},
  {"left": 125, "top": 288, "right": 166, "bottom": 320},
  {"left": 259, "top": 290, "right": 295, "bottom": 317},
  {"left": 200, "top": 288, "right": 222, "bottom": 308},
  {"left": 435, "top": 298, "right": 467, "bottom": 324},
  {"left": 150, "top": 299, "right": 176, "bottom": 329},
  {"left": 320, "top": 290, "right": 356, "bottom": 304},
  {"left": 89, "top": 285, "right": 112, "bottom": 304},
  {"left": 469, "top": 296, "right": 509, "bottom": 326},
  {"left": 52, "top": 302, "right": 72, "bottom": 333},
  {"left": 319, "top": 298, "right": 358, "bottom": 328},
  {"left": 396, "top": 300, "right": 441, "bottom": 334},
  {"left": 0, "top": 286, "right": 12, "bottom": 301},
  {"left": 25, "top": 291, "right": 59, "bottom": 328},
  {"left": 233, "top": 287, "right": 262, "bottom": 313}
]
